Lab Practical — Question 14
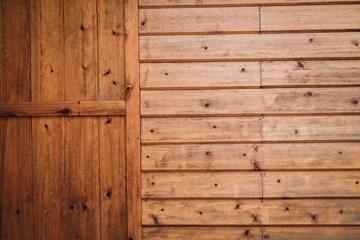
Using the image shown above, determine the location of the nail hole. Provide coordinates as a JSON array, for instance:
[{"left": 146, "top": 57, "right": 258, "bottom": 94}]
[
  {"left": 204, "top": 103, "right": 210, "bottom": 108},
  {"left": 307, "top": 92, "right": 312, "bottom": 96},
  {"left": 214, "top": 183, "right": 218, "bottom": 187},
  {"left": 213, "top": 125, "right": 217, "bottom": 128},
  {"left": 151, "top": 182, "right": 155, "bottom": 185},
  {"left": 243, "top": 153, "right": 247, "bottom": 157},
  {"left": 16, "top": 209, "right": 20, "bottom": 215},
  {"left": 352, "top": 100, "right": 358, "bottom": 105},
  {"left": 205, "top": 151, "right": 210, "bottom": 156},
  {"left": 277, "top": 179, "right": 281, "bottom": 183},
  {"left": 70, "top": 205, "right": 74, "bottom": 210},
  {"left": 150, "top": 129, "right": 154, "bottom": 133},
  {"left": 204, "top": 46, "right": 208, "bottom": 50},
  {"left": 309, "top": 38, "right": 314, "bottom": 43},
  {"left": 199, "top": 211, "right": 203, "bottom": 215},
  {"left": 83, "top": 205, "right": 88, "bottom": 211},
  {"left": 339, "top": 210, "right": 343, "bottom": 214},
  {"left": 244, "top": 230, "right": 250, "bottom": 236},
  {"left": 113, "top": 81, "right": 116, "bottom": 85},
  {"left": 356, "top": 181, "right": 359, "bottom": 184},
  {"left": 106, "top": 192, "right": 111, "bottom": 197},
  {"left": 44, "top": 124, "right": 48, "bottom": 129},
  {"left": 141, "top": 21, "right": 145, "bottom": 26},
  {"left": 106, "top": 119, "right": 111, "bottom": 124},
  {"left": 146, "top": 155, "right": 150, "bottom": 158},
  {"left": 339, "top": 151, "right": 342, "bottom": 154},
  {"left": 161, "top": 208, "right": 164, "bottom": 211},
  {"left": 165, "top": 73, "right": 168, "bottom": 76},
  {"left": 241, "top": 68, "right": 246, "bottom": 72},
  {"left": 297, "top": 61, "right": 304, "bottom": 68}
]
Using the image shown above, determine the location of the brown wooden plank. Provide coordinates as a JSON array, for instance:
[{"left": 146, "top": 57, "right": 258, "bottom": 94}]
[
  {"left": 263, "top": 227, "right": 360, "bottom": 240},
  {"left": 0, "top": 102, "right": 79, "bottom": 116},
  {"left": 139, "top": 7, "right": 259, "bottom": 34},
  {"left": 261, "top": 5, "right": 360, "bottom": 32},
  {"left": 263, "top": 171, "right": 360, "bottom": 197},
  {"left": 99, "top": 116, "right": 127, "bottom": 239},
  {"left": 79, "top": 100, "right": 126, "bottom": 115},
  {"left": 140, "top": 62, "right": 260, "bottom": 89},
  {"left": 141, "top": 117, "right": 262, "bottom": 144},
  {"left": 142, "top": 172, "right": 262, "bottom": 198},
  {"left": 263, "top": 116, "right": 360, "bottom": 141},
  {"left": 141, "top": 88, "right": 360, "bottom": 116},
  {"left": 33, "top": 117, "right": 67, "bottom": 240},
  {"left": 67, "top": 117, "right": 100, "bottom": 240},
  {"left": 142, "top": 199, "right": 360, "bottom": 225},
  {"left": 262, "top": 60, "right": 360, "bottom": 87},
  {"left": 125, "top": 0, "right": 141, "bottom": 239},
  {"left": 98, "top": 0, "right": 125, "bottom": 100},
  {"left": 140, "top": 32, "right": 360, "bottom": 61},
  {"left": 142, "top": 227, "right": 262, "bottom": 240},
  {"left": 0, "top": 118, "right": 33, "bottom": 240},
  {"left": 139, "top": 0, "right": 360, "bottom": 7},
  {"left": 141, "top": 143, "right": 360, "bottom": 170}
]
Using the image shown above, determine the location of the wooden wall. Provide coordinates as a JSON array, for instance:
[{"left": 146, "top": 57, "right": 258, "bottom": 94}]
[
  {"left": 139, "top": 0, "right": 360, "bottom": 239},
  {"left": 1, "top": 0, "right": 127, "bottom": 239}
]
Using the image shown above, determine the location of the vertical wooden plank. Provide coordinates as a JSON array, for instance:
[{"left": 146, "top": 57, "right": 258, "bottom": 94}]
[
  {"left": 100, "top": 116, "right": 127, "bottom": 239},
  {"left": 98, "top": 0, "right": 125, "bottom": 100},
  {"left": 125, "top": 0, "right": 141, "bottom": 239},
  {"left": 67, "top": 117, "right": 100, "bottom": 240}
]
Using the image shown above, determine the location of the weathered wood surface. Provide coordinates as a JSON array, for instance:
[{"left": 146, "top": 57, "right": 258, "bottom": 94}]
[
  {"left": 263, "top": 171, "right": 360, "bottom": 197},
  {"left": 140, "top": 33, "right": 360, "bottom": 61},
  {"left": 141, "top": 88, "right": 360, "bottom": 116},
  {"left": 141, "top": 117, "right": 262, "bottom": 143},
  {"left": 140, "top": 62, "right": 260, "bottom": 89},
  {"left": 139, "top": 7, "right": 259, "bottom": 34},
  {"left": 262, "top": 60, "right": 360, "bottom": 87},
  {"left": 141, "top": 143, "right": 360, "bottom": 170},
  {"left": 142, "top": 199, "right": 360, "bottom": 225},
  {"left": 142, "top": 172, "right": 262, "bottom": 198}
]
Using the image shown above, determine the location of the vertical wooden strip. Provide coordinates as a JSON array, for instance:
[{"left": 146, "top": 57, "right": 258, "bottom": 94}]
[
  {"left": 125, "top": 0, "right": 141, "bottom": 239},
  {"left": 98, "top": 0, "right": 125, "bottom": 100},
  {"left": 100, "top": 116, "right": 127, "bottom": 239}
]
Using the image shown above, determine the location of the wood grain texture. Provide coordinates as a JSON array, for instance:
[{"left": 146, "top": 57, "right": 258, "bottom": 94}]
[
  {"left": 100, "top": 116, "right": 127, "bottom": 240},
  {"left": 262, "top": 227, "right": 360, "bottom": 240},
  {"left": 79, "top": 100, "right": 126, "bottom": 116},
  {"left": 142, "top": 227, "right": 262, "bottom": 240},
  {"left": 98, "top": 0, "right": 125, "bottom": 100},
  {"left": 141, "top": 143, "right": 360, "bottom": 170},
  {"left": 261, "top": 4, "right": 360, "bottom": 31},
  {"left": 139, "top": 7, "right": 259, "bottom": 34},
  {"left": 263, "top": 171, "right": 360, "bottom": 197},
  {"left": 140, "top": 32, "right": 360, "bottom": 61},
  {"left": 141, "top": 117, "right": 262, "bottom": 144},
  {"left": 263, "top": 116, "right": 360, "bottom": 141},
  {"left": 142, "top": 172, "right": 262, "bottom": 198},
  {"left": 142, "top": 199, "right": 360, "bottom": 225},
  {"left": 140, "top": 62, "right": 260, "bottom": 89},
  {"left": 261, "top": 60, "right": 360, "bottom": 87},
  {"left": 139, "top": 0, "right": 360, "bottom": 7},
  {"left": 141, "top": 88, "right": 360, "bottom": 116}
]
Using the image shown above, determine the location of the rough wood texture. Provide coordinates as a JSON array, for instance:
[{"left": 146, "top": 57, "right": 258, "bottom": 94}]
[
  {"left": 141, "top": 88, "right": 360, "bottom": 116},
  {"left": 140, "top": 62, "right": 260, "bottom": 89},
  {"left": 261, "top": 4, "right": 360, "bottom": 31},
  {"left": 262, "top": 60, "right": 360, "bottom": 87},
  {"left": 141, "top": 117, "right": 262, "bottom": 144},
  {"left": 141, "top": 143, "right": 360, "bottom": 170},
  {"left": 140, "top": 32, "right": 360, "bottom": 61},
  {"left": 139, "top": 7, "right": 259, "bottom": 34},
  {"left": 142, "top": 199, "right": 360, "bottom": 225},
  {"left": 142, "top": 172, "right": 262, "bottom": 198}
]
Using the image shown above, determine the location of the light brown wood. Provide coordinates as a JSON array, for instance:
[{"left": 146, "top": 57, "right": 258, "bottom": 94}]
[
  {"left": 141, "top": 88, "right": 360, "bottom": 116},
  {"left": 263, "top": 171, "right": 360, "bottom": 197},
  {"left": 100, "top": 116, "right": 127, "bottom": 239},
  {"left": 141, "top": 143, "right": 360, "bottom": 170},
  {"left": 125, "top": 0, "right": 142, "bottom": 239},
  {"left": 142, "top": 227, "right": 262, "bottom": 240},
  {"left": 79, "top": 101, "right": 126, "bottom": 115},
  {"left": 98, "top": 0, "right": 125, "bottom": 100},
  {"left": 263, "top": 227, "right": 360, "bottom": 240},
  {"left": 139, "top": 7, "right": 259, "bottom": 34},
  {"left": 261, "top": 5, "right": 360, "bottom": 31},
  {"left": 142, "top": 172, "right": 262, "bottom": 198},
  {"left": 263, "top": 116, "right": 360, "bottom": 141},
  {"left": 140, "top": 32, "right": 360, "bottom": 61},
  {"left": 261, "top": 60, "right": 360, "bottom": 87},
  {"left": 141, "top": 117, "right": 262, "bottom": 144},
  {"left": 140, "top": 62, "right": 260, "bottom": 89},
  {"left": 142, "top": 199, "right": 360, "bottom": 225}
]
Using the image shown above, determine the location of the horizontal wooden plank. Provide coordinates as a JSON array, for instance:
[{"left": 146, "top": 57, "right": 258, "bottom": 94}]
[
  {"left": 142, "top": 199, "right": 360, "bottom": 225},
  {"left": 142, "top": 172, "right": 262, "bottom": 198},
  {"left": 139, "top": 7, "right": 259, "bottom": 34},
  {"left": 141, "top": 88, "right": 360, "bottom": 116},
  {"left": 139, "top": 0, "right": 360, "bottom": 7},
  {"left": 140, "top": 62, "right": 260, "bottom": 89},
  {"left": 0, "top": 101, "right": 126, "bottom": 116},
  {"left": 140, "top": 32, "right": 360, "bottom": 61},
  {"left": 262, "top": 60, "right": 360, "bottom": 87},
  {"left": 141, "top": 143, "right": 360, "bottom": 170},
  {"left": 141, "top": 117, "right": 262, "bottom": 144},
  {"left": 263, "top": 171, "right": 360, "bottom": 197},
  {"left": 263, "top": 227, "right": 360, "bottom": 240},
  {"left": 261, "top": 5, "right": 360, "bottom": 31},
  {"left": 263, "top": 116, "right": 360, "bottom": 141},
  {"left": 142, "top": 227, "right": 262, "bottom": 240}
]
